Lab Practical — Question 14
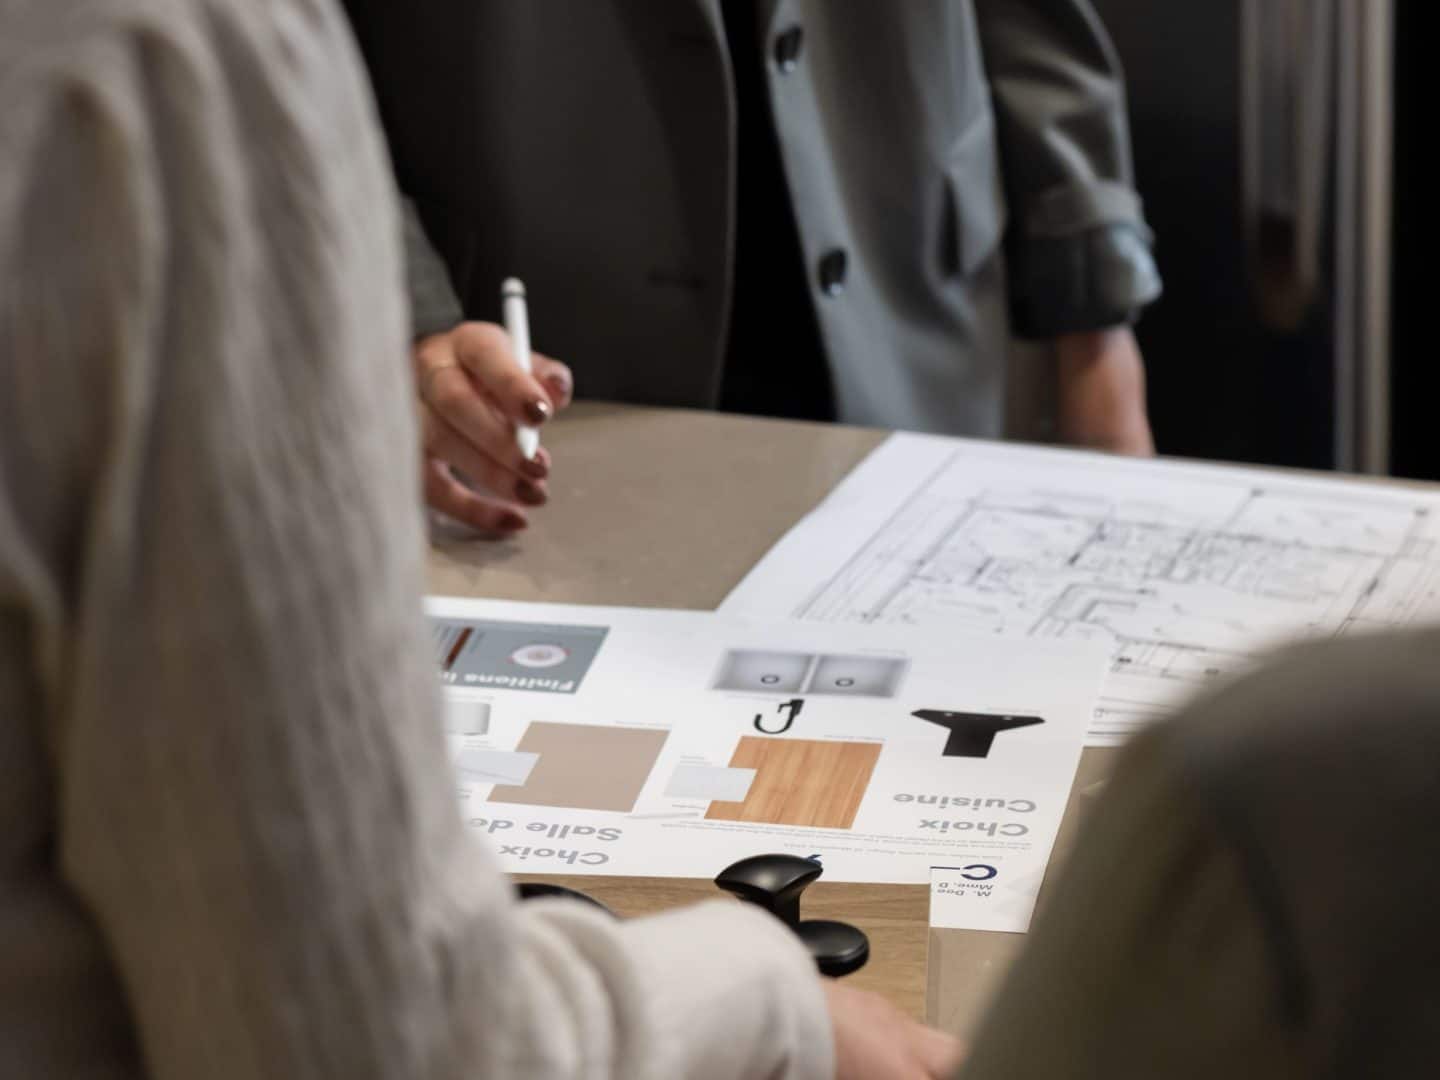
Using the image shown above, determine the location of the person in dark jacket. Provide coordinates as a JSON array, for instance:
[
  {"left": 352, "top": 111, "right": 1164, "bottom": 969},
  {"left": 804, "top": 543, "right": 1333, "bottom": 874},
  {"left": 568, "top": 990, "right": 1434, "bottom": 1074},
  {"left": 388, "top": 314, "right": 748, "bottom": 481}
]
[{"left": 341, "top": 1, "right": 1164, "bottom": 534}]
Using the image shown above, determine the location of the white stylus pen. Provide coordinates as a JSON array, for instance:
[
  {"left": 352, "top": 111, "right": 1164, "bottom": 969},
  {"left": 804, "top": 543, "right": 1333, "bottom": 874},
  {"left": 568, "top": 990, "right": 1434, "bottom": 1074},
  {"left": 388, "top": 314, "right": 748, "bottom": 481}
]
[{"left": 502, "top": 277, "right": 540, "bottom": 461}]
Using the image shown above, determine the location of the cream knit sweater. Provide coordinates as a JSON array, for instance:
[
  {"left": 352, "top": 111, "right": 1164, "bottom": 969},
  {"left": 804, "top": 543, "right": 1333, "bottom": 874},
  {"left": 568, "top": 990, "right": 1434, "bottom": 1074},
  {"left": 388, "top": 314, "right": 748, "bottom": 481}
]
[{"left": 0, "top": 1, "right": 832, "bottom": 1076}]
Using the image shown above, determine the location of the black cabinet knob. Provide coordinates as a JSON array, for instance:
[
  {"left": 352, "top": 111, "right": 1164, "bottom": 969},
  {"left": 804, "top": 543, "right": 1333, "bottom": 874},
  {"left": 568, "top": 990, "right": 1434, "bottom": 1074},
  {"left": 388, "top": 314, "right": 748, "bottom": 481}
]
[
  {"left": 714, "top": 853, "right": 822, "bottom": 926},
  {"left": 798, "top": 920, "right": 870, "bottom": 978},
  {"left": 716, "top": 854, "right": 870, "bottom": 976}
]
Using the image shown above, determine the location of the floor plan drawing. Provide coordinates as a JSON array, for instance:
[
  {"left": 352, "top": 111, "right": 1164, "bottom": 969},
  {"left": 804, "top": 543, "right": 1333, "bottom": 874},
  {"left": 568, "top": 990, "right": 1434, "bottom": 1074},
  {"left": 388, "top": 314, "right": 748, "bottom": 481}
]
[{"left": 722, "top": 434, "right": 1440, "bottom": 743}]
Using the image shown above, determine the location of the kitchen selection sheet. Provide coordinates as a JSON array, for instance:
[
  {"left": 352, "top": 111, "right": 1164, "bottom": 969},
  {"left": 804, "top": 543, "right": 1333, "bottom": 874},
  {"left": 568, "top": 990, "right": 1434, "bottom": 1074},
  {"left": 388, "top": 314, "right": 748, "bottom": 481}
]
[
  {"left": 429, "top": 596, "right": 1104, "bottom": 927},
  {"left": 720, "top": 433, "right": 1440, "bottom": 745}
]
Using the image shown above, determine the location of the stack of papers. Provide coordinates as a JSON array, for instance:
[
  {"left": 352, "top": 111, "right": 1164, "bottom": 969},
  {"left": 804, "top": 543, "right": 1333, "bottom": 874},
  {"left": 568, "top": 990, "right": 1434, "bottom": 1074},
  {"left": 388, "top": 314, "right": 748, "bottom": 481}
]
[{"left": 721, "top": 433, "right": 1440, "bottom": 744}]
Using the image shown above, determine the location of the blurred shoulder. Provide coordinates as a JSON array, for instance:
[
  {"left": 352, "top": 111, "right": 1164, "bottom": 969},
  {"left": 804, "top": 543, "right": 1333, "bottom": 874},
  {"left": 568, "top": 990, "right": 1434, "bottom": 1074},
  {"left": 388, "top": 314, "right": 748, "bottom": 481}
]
[
  {"left": 1168, "top": 626, "right": 1440, "bottom": 780},
  {"left": 0, "top": 0, "right": 377, "bottom": 238},
  {"left": 0, "top": 0, "right": 350, "bottom": 128}
]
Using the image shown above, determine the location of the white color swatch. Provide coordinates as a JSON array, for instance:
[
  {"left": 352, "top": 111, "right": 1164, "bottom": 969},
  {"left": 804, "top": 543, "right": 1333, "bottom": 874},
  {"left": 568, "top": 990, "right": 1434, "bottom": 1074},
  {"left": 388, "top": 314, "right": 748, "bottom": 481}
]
[
  {"left": 455, "top": 749, "right": 538, "bottom": 785},
  {"left": 663, "top": 765, "right": 757, "bottom": 802}
]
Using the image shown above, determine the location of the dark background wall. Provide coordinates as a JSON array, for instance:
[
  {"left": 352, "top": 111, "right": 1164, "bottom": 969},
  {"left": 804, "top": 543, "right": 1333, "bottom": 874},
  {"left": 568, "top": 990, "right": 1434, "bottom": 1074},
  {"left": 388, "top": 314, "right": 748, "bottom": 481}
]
[
  {"left": 1387, "top": 1, "right": 1426, "bottom": 479},
  {"left": 1092, "top": 0, "right": 1340, "bottom": 470}
]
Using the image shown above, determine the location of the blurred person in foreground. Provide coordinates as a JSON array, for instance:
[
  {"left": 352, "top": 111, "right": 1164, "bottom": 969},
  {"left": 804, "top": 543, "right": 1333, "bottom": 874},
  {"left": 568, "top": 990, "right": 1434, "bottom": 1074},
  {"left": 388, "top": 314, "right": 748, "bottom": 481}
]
[
  {"left": 0, "top": 1, "right": 959, "bottom": 1077},
  {"left": 959, "top": 628, "right": 1440, "bottom": 1078}
]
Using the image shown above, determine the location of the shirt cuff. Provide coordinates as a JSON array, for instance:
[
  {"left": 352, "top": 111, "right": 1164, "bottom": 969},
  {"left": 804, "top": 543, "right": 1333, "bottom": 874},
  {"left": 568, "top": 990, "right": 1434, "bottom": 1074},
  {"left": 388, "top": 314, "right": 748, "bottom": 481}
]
[{"left": 1008, "top": 181, "right": 1164, "bottom": 339}]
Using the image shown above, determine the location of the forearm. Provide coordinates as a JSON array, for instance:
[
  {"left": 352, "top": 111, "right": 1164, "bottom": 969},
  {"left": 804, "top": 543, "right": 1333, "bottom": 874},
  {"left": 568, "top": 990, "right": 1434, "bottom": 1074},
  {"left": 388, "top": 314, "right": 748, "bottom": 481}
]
[{"left": 1053, "top": 327, "right": 1155, "bottom": 455}]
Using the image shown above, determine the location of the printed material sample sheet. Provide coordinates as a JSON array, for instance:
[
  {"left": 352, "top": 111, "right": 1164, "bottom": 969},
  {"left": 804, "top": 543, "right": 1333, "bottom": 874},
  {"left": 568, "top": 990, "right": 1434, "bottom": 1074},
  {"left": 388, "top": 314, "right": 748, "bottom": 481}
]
[
  {"left": 720, "top": 433, "right": 1440, "bottom": 745},
  {"left": 429, "top": 597, "right": 1104, "bottom": 922}
]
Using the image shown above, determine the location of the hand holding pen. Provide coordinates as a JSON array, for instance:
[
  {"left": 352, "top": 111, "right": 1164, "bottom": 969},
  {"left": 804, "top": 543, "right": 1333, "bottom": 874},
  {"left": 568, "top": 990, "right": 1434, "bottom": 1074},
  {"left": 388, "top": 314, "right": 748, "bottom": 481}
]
[{"left": 412, "top": 278, "right": 572, "bottom": 535}]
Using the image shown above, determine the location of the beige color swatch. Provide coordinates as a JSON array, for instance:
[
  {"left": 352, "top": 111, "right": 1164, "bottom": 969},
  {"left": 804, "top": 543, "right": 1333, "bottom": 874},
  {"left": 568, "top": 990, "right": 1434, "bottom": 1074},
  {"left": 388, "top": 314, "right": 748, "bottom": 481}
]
[
  {"left": 488, "top": 722, "right": 669, "bottom": 812},
  {"left": 705, "top": 737, "right": 882, "bottom": 830}
]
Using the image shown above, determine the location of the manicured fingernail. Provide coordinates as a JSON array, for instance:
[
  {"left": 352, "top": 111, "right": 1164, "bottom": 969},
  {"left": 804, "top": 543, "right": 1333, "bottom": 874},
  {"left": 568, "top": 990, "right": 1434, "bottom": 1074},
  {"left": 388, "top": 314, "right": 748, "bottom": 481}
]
[
  {"left": 515, "top": 478, "right": 548, "bottom": 506},
  {"left": 498, "top": 512, "right": 527, "bottom": 532},
  {"left": 545, "top": 371, "right": 573, "bottom": 402},
  {"left": 525, "top": 399, "right": 552, "bottom": 425},
  {"left": 520, "top": 454, "right": 549, "bottom": 479}
]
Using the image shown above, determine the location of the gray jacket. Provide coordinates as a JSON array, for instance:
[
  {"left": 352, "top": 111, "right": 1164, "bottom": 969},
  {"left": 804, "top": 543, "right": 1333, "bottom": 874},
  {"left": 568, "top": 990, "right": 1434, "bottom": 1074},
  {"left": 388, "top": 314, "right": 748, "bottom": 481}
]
[{"left": 343, "top": 1, "right": 1161, "bottom": 434}]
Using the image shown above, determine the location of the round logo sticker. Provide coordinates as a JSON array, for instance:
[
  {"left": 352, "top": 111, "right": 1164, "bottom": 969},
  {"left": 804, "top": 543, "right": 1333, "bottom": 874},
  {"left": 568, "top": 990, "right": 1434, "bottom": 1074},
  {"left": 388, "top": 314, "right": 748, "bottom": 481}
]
[{"left": 509, "top": 643, "right": 569, "bottom": 669}]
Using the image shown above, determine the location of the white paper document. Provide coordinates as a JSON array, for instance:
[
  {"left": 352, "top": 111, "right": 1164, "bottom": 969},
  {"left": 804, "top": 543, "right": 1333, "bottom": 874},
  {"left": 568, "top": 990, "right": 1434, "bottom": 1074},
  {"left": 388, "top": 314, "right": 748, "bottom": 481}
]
[
  {"left": 721, "top": 433, "right": 1440, "bottom": 744},
  {"left": 427, "top": 596, "right": 1104, "bottom": 909},
  {"left": 930, "top": 862, "right": 1051, "bottom": 934}
]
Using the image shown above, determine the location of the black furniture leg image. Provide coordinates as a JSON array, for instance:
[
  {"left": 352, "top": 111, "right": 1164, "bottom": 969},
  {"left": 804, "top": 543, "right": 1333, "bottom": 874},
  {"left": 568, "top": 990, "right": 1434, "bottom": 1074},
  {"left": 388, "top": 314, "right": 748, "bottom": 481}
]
[
  {"left": 715, "top": 854, "right": 870, "bottom": 977},
  {"left": 912, "top": 710, "right": 1045, "bottom": 758}
]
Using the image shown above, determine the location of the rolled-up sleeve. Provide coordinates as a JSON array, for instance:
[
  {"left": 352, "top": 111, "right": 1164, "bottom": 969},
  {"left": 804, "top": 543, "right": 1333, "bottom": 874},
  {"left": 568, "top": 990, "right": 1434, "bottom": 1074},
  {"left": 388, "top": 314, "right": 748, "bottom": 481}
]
[{"left": 974, "top": 0, "right": 1163, "bottom": 337}]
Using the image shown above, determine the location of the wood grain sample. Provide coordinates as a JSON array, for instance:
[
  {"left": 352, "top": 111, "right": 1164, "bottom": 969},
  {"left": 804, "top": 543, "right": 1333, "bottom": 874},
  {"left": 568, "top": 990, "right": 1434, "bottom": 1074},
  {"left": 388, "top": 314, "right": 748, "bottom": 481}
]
[{"left": 705, "top": 737, "right": 881, "bottom": 830}]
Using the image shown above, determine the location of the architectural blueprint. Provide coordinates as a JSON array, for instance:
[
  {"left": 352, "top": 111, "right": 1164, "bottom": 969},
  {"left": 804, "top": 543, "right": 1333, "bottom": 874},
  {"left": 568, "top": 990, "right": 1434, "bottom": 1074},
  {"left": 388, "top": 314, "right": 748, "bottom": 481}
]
[{"left": 721, "top": 434, "right": 1440, "bottom": 744}]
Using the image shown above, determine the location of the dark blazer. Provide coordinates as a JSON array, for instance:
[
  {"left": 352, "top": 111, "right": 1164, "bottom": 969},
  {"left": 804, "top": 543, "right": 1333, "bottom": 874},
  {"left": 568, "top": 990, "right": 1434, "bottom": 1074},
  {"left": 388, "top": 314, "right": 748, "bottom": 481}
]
[{"left": 343, "top": 1, "right": 1161, "bottom": 433}]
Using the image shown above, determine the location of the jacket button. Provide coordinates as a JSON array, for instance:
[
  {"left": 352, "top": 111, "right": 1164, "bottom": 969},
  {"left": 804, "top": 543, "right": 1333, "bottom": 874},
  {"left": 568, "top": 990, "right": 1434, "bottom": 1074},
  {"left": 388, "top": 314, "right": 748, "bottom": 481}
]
[
  {"left": 773, "top": 26, "right": 804, "bottom": 73},
  {"left": 818, "top": 249, "right": 848, "bottom": 296}
]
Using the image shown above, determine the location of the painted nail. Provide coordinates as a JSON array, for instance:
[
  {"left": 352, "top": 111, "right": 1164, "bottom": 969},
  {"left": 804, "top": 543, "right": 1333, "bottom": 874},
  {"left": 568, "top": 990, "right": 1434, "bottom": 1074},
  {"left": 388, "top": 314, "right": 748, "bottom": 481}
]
[
  {"left": 498, "top": 512, "right": 528, "bottom": 532},
  {"left": 545, "top": 371, "right": 573, "bottom": 403},
  {"left": 520, "top": 454, "right": 550, "bottom": 479},
  {"left": 515, "top": 479, "right": 548, "bottom": 506},
  {"left": 525, "top": 399, "right": 552, "bottom": 425}
]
